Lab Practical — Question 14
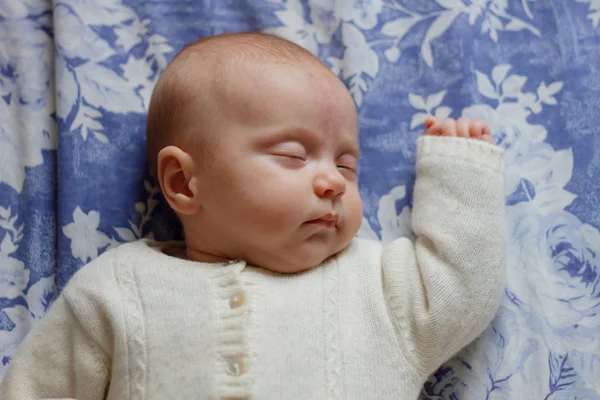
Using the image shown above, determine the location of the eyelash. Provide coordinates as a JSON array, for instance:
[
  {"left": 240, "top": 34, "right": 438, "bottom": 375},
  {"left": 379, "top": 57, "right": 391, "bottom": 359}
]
[{"left": 284, "top": 155, "right": 355, "bottom": 172}]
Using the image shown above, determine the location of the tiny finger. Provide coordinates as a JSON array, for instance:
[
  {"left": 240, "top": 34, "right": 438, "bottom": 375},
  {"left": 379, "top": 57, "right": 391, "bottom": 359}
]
[
  {"left": 442, "top": 119, "right": 457, "bottom": 137},
  {"left": 481, "top": 134, "right": 494, "bottom": 144},
  {"left": 456, "top": 117, "right": 470, "bottom": 138},
  {"left": 482, "top": 123, "right": 491, "bottom": 137},
  {"left": 424, "top": 122, "right": 443, "bottom": 136},
  {"left": 470, "top": 120, "right": 486, "bottom": 138},
  {"left": 424, "top": 116, "right": 437, "bottom": 128}
]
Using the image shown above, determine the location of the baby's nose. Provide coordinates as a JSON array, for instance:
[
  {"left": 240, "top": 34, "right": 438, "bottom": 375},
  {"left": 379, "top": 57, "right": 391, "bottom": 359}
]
[{"left": 314, "top": 170, "right": 346, "bottom": 198}]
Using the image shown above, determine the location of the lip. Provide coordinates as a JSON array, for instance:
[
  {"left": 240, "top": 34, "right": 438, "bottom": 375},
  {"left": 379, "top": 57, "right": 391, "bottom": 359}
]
[{"left": 306, "top": 213, "right": 339, "bottom": 228}]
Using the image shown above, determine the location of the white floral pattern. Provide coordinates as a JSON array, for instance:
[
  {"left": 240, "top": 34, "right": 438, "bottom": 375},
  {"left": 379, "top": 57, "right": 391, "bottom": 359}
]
[
  {"left": 0, "top": 10, "right": 56, "bottom": 193},
  {"left": 0, "top": 235, "right": 28, "bottom": 301},
  {"left": 53, "top": 0, "right": 172, "bottom": 143},
  {"left": 62, "top": 207, "right": 112, "bottom": 263},
  {"left": 577, "top": 0, "right": 600, "bottom": 27},
  {"left": 1, "top": 0, "right": 599, "bottom": 396},
  {"left": 0, "top": 208, "right": 56, "bottom": 379}
]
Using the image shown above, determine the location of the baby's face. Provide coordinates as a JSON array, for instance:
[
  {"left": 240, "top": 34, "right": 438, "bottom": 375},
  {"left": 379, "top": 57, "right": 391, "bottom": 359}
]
[{"left": 188, "top": 62, "right": 362, "bottom": 273}]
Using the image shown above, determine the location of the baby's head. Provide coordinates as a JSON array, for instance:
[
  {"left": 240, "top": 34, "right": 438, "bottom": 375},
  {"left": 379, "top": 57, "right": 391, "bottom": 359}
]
[{"left": 146, "top": 32, "right": 362, "bottom": 273}]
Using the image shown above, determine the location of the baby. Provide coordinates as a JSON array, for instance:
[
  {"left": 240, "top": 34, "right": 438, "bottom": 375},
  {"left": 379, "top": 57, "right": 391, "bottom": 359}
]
[{"left": 0, "top": 33, "right": 505, "bottom": 399}]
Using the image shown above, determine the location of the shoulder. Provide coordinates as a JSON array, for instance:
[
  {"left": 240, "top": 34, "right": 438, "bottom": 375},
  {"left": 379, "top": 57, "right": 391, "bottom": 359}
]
[
  {"left": 57, "top": 241, "right": 160, "bottom": 337},
  {"left": 344, "top": 237, "right": 417, "bottom": 256},
  {"left": 334, "top": 237, "right": 383, "bottom": 265},
  {"left": 62, "top": 240, "right": 154, "bottom": 300},
  {"left": 53, "top": 242, "right": 156, "bottom": 358},
  {"left": 351, "top": 237, "right": 383, "bottom": 252},
  {"left": 345, "top": 237, "right": 417, "bottom": 265},
  {"left": 67, "top": 240, "right": 143, "bottom": 280}
]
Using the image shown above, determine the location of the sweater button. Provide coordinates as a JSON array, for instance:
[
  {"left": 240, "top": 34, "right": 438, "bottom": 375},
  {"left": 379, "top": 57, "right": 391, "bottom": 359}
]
[
  {"left": 225, "top": 356, "right": 246, "bottom": 376},
  {"left": 229, "top": 291, "right": 245, "bottom": 309}
]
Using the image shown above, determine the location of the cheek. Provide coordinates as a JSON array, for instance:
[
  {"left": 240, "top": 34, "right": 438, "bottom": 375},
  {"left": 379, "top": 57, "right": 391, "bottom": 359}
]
[
  {"left": 215, "top": 163, "right": 309, "bottom": 230},
  {"left": 236, "top": 163, "right": 305, "bottom": 203},
  {"left": 344, "top": 189, "right": 363, "bottom": 233},
  {"left": 236, "top": 197, "right": 305, "bottom": 236}
]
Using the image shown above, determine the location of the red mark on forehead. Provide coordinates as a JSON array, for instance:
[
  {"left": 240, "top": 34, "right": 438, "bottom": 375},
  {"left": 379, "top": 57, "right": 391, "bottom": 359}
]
[{"left": 306, "top": 70, "right": 340, "bottom": 140}]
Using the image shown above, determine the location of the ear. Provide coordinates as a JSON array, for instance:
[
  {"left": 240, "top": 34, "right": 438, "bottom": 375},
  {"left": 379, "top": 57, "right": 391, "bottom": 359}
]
[{"left": 157, "top": 145, "right": 201, "bottom": 215}]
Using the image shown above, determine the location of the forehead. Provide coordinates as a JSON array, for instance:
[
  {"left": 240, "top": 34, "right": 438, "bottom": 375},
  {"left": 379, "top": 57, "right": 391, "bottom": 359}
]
[
  {"left": 306, "top": 69, "right": 343, "bottom": 139},
  {"left": 218, "top": 61, "right": 358, "bottom": 144}
]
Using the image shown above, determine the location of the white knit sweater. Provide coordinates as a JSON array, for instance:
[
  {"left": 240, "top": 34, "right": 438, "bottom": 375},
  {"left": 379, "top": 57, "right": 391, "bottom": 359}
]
[{"left": 0, "top": 136, "right": 505, "bottom": 400}]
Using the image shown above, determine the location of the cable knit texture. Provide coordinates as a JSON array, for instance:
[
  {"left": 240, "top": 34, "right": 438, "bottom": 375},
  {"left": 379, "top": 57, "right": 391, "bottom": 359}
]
[
  {"left": 119, "top": 250, "right": 147, "bottom": 399},
  {"left": 0, "top": 136, "right": 505, "bottom": 400},
  {"left": 323, "top": 257, "right": 344, "bottom": 400}
]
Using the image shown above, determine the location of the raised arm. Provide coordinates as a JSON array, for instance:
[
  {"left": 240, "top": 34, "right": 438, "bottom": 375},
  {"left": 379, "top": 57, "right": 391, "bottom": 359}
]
[{"left": 383, "top": 118, "right": 505, "bottom": 379}]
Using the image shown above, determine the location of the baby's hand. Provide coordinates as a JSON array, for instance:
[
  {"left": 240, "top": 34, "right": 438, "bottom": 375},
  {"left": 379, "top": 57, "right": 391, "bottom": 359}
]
[{"left": 424, "top": 116, "right": 494, "bottom": 144}]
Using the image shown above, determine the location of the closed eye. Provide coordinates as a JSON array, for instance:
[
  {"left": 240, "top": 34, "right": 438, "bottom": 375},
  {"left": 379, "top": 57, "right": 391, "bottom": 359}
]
[{"left": 337, "top": 153, "right": 357, "bottom": 174}]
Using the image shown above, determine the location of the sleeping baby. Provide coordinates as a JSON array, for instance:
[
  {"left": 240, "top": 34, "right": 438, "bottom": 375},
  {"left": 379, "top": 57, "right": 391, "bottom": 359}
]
[{"left": 0, "top": 32, "right": 505, "bottom": 399}]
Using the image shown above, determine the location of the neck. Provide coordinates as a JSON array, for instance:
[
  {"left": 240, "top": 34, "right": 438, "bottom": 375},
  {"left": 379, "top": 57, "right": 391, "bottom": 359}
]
[
  {"left": 181, "top": 219, "right": 234, "bottom": 263},
  {"left": 185, "top": 246, "right": 232, "bottom": 263}
]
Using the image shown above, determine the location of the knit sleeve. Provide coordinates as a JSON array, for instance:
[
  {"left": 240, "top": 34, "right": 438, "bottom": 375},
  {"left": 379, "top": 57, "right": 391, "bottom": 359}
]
[
  {"left": 382, "top": 135, "right": 506, "bottom": 379},
  {"left": 0, "top": 255, "right": 115, "bottom": 400}
]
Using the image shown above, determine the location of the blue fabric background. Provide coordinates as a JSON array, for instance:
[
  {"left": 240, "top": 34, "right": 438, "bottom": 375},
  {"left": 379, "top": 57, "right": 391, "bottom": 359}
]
[{"left": 1, "top": 0, "right": 599, "bottom": 397}]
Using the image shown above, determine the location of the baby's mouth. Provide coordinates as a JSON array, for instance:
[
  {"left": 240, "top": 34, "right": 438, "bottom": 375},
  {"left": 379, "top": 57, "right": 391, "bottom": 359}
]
[{"left": 306, "top": 213, "right": 339, "bottom": 228}]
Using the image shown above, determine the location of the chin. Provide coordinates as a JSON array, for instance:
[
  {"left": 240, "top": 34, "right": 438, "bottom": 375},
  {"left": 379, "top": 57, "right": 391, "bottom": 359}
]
[
  {"left": 286, "top": 243, "right": 350, "bottom": 274},
  {"left": 251, "top": 238, "right": 354, "bottom": 274},
  {"left": 260, "top": 253, "right": 325, "bottom": 274}
]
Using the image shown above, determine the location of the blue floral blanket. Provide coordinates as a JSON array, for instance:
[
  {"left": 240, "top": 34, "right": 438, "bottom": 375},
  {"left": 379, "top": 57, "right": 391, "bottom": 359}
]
[{"left": 1, "top": 1, "right": 599, "bottom": 398}]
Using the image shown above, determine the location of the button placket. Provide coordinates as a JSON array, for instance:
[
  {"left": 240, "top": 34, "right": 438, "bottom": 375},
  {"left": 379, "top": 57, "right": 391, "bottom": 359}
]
[
  {"left": 229, "top": 291, "right": 245, "bottom": 309},
  {"left": 214, "top": 266, "right": 252, "bottom": 397},
  {"left": 223, "top": 289, "right": 247, "bottom": 378},
  {"left": 225, "top": 356, "right": 246, "bottom": 376}
]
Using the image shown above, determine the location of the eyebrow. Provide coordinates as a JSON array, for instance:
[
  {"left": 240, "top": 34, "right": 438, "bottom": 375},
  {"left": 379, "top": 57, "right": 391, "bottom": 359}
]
[{"left": 258, "top": 127, "right": 360, "bottom": 158}]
